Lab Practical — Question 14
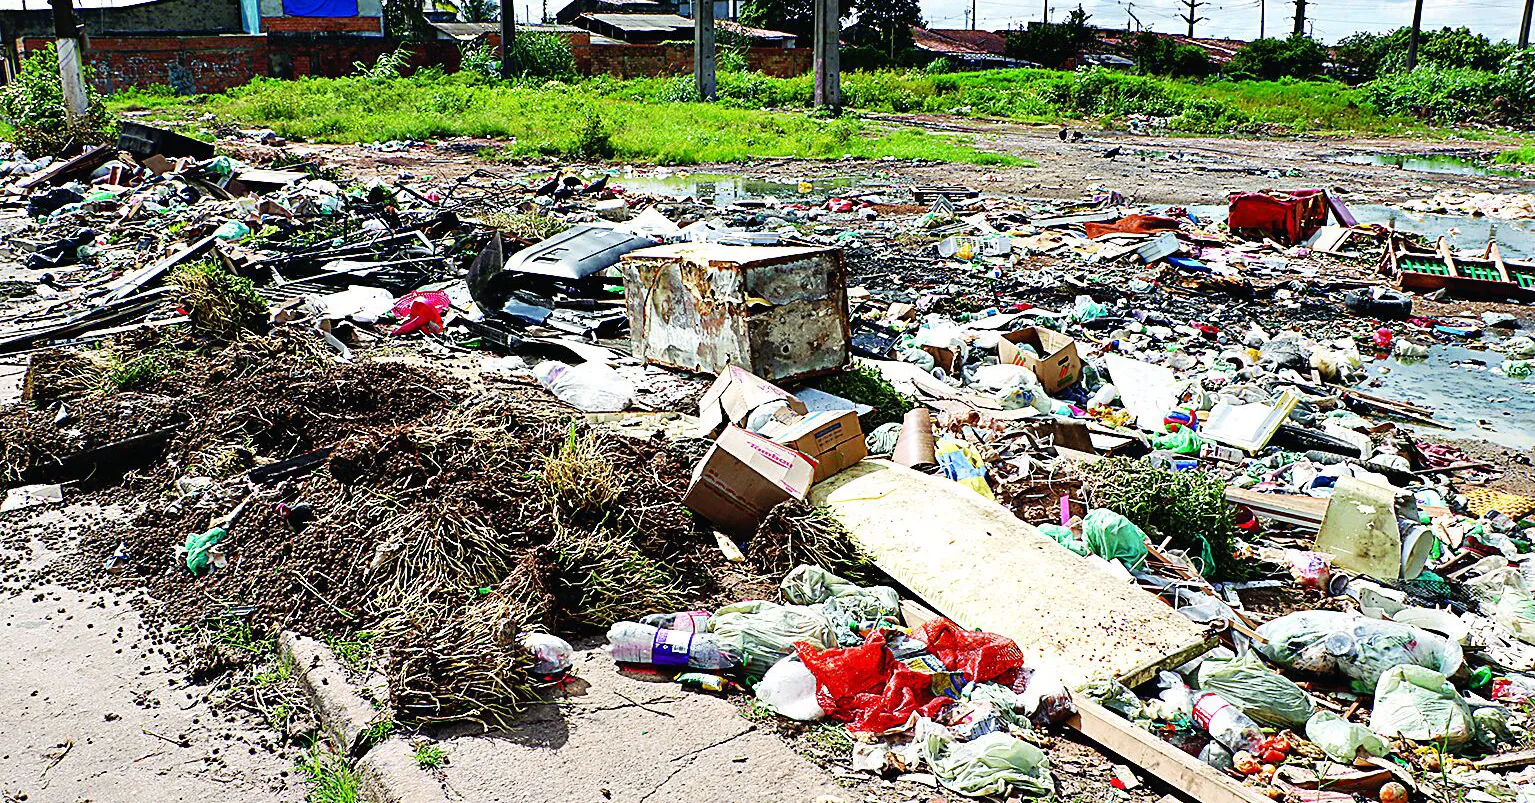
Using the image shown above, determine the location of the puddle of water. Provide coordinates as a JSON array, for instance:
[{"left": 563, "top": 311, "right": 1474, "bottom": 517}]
[
  {"left": 611, "top": 171, "right": 864, "bottom": 203},
  {"left": 1331, "top": 152, "right": 1524, "bottom": 178},
  {"left": 1188, "top": 203, "right": 1535, "bottom": 260},
  {"left": 1360, "top": 340, "right": 1535, "bottom": 450}
]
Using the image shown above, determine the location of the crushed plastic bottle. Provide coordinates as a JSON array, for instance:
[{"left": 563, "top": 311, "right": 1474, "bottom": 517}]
[
  {"left": 1192, "top": 691, "right": 1264, "bottom": 754},
  {"left": 606, "top": 622, "right": 737, "bottom": 670}
]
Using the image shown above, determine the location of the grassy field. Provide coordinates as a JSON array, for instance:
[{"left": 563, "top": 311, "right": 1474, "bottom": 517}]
[
  {"left": 105, "top": 65, "right": 1527, "bottom": 166},
  {"left": 109, "top": 75, "right": 1025, "bottom": 166}
]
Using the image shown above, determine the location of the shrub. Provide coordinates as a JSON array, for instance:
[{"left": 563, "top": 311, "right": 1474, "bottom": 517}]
[
  {"left": 507, "top": 31, "right": 576, "bottom": 80},
  {"left": 1131, "top": 32, "right": 1213, "bottom": 78},
  {"left": 1225, "top": 34, "right": 1326, "bottom": 81},
  {"left": 0, "top": 44, "right": 111, "bottom": 157},
  {"left": 1361, "top": 67, "right": 1523, "bottom": 127},
  {"left": 354, "top": 47, "right": 411, "bottom": 80},
  {"left": 570, "top": 109, "right": 613, "bottom": 159},
  {"left": 1005, "top": 5, "right": 1094, "bottom": 68}
]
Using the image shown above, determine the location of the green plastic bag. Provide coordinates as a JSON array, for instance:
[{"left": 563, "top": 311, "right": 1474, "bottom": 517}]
[
  {"left": 1151, "top": 428, "right": 1204, "bottom": 455},
  {"left": 780, "top": 565, "right": 899, "bottom": 647},
  {"left": 1370, "top": 665, "right": 1476, "bottom": 750},
  {"left": 1081, "top": 509, "right": 1149, "bottom": 571},
  {"left": 706, "top": 601, "right": 835, "bottom": 679},
  {"left": 1195, "top": 651, "right": 1315, "bottom": 728},
  {"left": 1038, "top": 523, "right": 1089, "bottom": 557},
  {"left": 1305, "top": 711, "right": 1389, "bottom": 763},
  {"left": 182, "top": 527, "right": 227, "bottom": 576},
  {"left": 920, "top": 720, "right": 1053, "bottom": 798}
]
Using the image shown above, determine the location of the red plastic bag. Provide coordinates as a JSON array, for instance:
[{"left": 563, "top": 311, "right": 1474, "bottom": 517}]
[
  {"left": 795, "top": 631, "right": 950, "bottom": 733},
  {"left": 916, "top": 618, "right": 1025, "bottom": 687}
]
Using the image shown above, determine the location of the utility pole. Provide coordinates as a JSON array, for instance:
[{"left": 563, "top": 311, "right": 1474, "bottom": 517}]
[
  {"left": 499, "top": 0, "right": 515, "bottom": 78},
  {"left": 1292, "top": 0, "right": 1304, "bottom": 36},
  {"left": 1519, "top": 0, "right": 1532, "bottom": 48},
  {"left": 694, "top": 0, "right": 715, "bottom": 101},
  {"left": 1179, "top": 0, "right": 1205, "bottom": 37},
  {"left": 813, "top": 0, "right": 840, "bottom": 110},
  {"left": 972, "top": 0, "right": 977, "bottom": 29},
  {"left": 1043, "top": 0, "right": 1049, "bottom": 24},
  {"left": 1406, "top": 0, "right": 1425, "bottom": 69},
  {"left": 1259, "top": 0, "right": 1265, "bottom": 38},
  {"left": 48, "top": 0, "right": 88, "bottom": 123}
]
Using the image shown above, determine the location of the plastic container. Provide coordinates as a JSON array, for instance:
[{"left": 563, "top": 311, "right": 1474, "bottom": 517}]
[
  {"left": 1192, "top": 691, "right": 1264, "bottom": 754},
  {"left": 639, "top": 611, "right": 712, "bottom": 633},
  {"left": 606, "top": 622, "right": 736, "bottom": 670}
]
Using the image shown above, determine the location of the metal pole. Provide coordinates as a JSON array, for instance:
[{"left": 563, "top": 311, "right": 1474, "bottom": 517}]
[
  {"left": 1519, "top": 0, "right": 1532, "bottom": 48},
  {"left": 1259, "top": 0, "right": 1265, "bottom": 38},
  {"left": 694, "top": 0, "right": 715, "bottom": 101},
  {"left": 972, "top": 0, "right": 977, "bottom": 29},
  {"left": 1292, "top": 0, "right": 1304, "bottom": 36}
]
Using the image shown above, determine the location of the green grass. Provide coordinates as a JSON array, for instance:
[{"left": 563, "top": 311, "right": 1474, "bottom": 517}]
[
  {"left": 326, "top": 631, "right": 379, "bottom": 674},
  {"left": 1496, "top": 144, "right": 1535, "bottom": 164},
  {"left": 298, "top": 745, "right": 359, "bottom": 803},
  {"left": 413, "top": 743, "right": 449, "bottom": 770},
  {"left": 109, "top": 73, "right": 1023, "bottom": 166}
]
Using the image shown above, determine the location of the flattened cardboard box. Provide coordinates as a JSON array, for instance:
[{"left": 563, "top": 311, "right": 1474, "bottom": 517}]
[
  {"left": 999, "top": 326, "right": 1082, "bottom": 395},
  {"left": 695, "top": 366, "right": 808, "bottom": 437},
  {"left": 684, "top": 426, "right": 817, "bottom": 535},
  {"left": 765, "top": 409, "right": 868, "bottom": 483}
]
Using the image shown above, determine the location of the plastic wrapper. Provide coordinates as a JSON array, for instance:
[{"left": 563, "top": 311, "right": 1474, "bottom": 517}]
[
  {"left": 755, "top": 657, "right": 826, "bottom": 721},
  {"left": 706, "top": 600, "right": 835, "bottom": 678},
  {"left": 1080, "top": 509, "right": 1149, "bottom": 572},
  {"left": 1256, "top": 610, "right": 1463, "bottom": 692},
  {"left": 918, "top": 718, "right": 1054, "bottom": 798},
  {"left": 780, "top": 565, "right": 900, "bottom": 647},
  {"left": 1305, "top": 711, "right": 1389, "bottom": 763}
]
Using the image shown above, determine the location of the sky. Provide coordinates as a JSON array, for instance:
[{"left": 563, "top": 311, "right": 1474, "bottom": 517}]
[{"left": 922, "top": 0, "right": 1529, "bottom": 44}]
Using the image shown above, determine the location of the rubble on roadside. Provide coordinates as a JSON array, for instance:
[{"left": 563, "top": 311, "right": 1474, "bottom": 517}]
[{"left": 2, "top": 124, "right": 1534, "bottom": 803}]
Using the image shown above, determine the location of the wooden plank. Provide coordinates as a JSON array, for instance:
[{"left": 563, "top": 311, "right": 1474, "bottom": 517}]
[
  {"left": 812, "top": 460, "right": 1208, "bottom": 684},
  {"left": 1474, "top": 749, "right": 1535, "bottom": 772},
  {"left": 1115, "top": 636, "right": 1219, "bottom": 690},
  {"left": 1068, "top": 696, "right": 1276, "bottom": 803}
]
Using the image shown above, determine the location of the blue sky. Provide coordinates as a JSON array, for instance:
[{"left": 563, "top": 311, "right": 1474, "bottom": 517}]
[{"left": 923, "top": 0, "right": 1527, "bottom": 43}]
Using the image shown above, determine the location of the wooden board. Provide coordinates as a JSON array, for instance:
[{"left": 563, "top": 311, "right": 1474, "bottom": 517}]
[
  {"left": 1069, "top": 697, "right": 1276, "bottom": 803},
  {"left": 810, "top": 460, "right": 1208, "bottom": 684}
]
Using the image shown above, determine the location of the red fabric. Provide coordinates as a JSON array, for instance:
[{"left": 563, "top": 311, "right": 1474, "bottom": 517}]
[
  {"left": 795, "top": 631, "right": 950, "bottom": 733},
  {"left": 1227, "top": 189, "right": 1328, "bottom": 245},
  {"left": 916, "top": 618, "right": 1025, "bottom": 687},
  {"left": 1083, "top": 214, "right": 1182, "bottom": 239}
]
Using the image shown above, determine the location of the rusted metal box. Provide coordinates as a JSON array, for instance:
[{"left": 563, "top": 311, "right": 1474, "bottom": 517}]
[{"left": 620, "top": 244, "right": 849, "bottom": 382}]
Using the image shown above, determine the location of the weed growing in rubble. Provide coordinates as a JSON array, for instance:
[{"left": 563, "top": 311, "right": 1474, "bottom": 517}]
[
  {"left": 169, "top": 258, "right": 268, "bottom": 340},
  {"left": 413, "top": 743, "right": 449, "bottom": 769},
  {"left": 327, "top": 631, "right": 380, "bottom": 675},
  {"left": 809, "top": 364, "right": 914, "bottom": 429},
  {"left": 354, "top": 47, "right": 411, "bottom": 80},
  {"left": 0, "top": 44, "right": 112, "bottom": 157},
  {"left": 553, "top": 526, "right": 690, "bottom": 627},
  {"left": 572, "top": 109, "right": 614, "bottom": 160},
  {"left": 298, "top": 745, "right": 360, "bottom": 803},
  {"left": 538, "top": 425, "right": 621, "bottom": 512},
  {"left": 104, "top": 352, "right": 164, "bottom": 391},
  {"left": 481, "top": 210, "right": 568, "bottom": 241}
]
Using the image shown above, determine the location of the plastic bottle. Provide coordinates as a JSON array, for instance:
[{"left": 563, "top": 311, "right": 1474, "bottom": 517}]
[
  {"left": 639, "top": 611, "right": 712, "bottom": 633},
  {"left": 1192, "top": 692, "right": 1264, "bottom": 754},
  {"left": 606, "top": 622, "right": 736, "bottom": 670}
]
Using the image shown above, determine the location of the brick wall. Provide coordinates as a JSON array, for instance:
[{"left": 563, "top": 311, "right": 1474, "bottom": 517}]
[
  {"left": 18, "top": 32, "right": 810, "bottom": 95},
  {"left": 260, "top": 16, "right": 383, "bottom": 34}
]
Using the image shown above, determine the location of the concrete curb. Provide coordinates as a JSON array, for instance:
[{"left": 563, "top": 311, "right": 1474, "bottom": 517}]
[
  {"left": 356, "top": 738, "right": 451, "bottom": 803},
  {"left": 279, "top": 631, "right": 449, "bottom": 803}
]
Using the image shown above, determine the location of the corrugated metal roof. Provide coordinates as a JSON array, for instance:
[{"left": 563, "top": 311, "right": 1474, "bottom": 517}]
[{"left": 582, "top": 12, "right": 691, "bottom": 32}]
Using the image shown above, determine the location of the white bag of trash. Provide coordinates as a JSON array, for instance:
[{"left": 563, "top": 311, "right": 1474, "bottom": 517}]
[
  {"left": 532, "top": 360, "right": 634, "bottom": 412},
  {"left": 1256, "top": 610, "right": 1463, "bottom": 693},
  {"left": 755, "top": 656, "right": 826, "bottom": 721},
  {"left": 1305, "top": 711, "right": 1389, "bottom": 763},
  {"left": 1370, "top": 665, "right": 1476, "bottom": 750}
]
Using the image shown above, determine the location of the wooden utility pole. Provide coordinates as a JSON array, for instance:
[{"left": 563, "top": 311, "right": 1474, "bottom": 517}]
[
  {"left": 1043, "top": 0, "right": 1050, "bottom": 23},
  {"left": 971, "top": 0, "right": 977, "bottom": 29},
  {"left": 1406, "top": 0, "right": 1425, "bottom": 69},
  {"left": 1259, "top": 0, "right": 1265, "bottom": 38},
  {"left": 499, "top": 0, "right": 515, "bottom": 79},
  {"left": 1519, "top": 0, "right": 1532, "bottom": 48},
  {"left": 694, "top": 0, "right": 716, "bottom": 101},
  {"left": 813, "top": 0, "right": 840, "bottom": 110},
  {"left": 1292, "top": 0, "right": 1304, "bottom": 36},
  {"left": 1179, "top": 0, "right": 1205, "bottom": 37},
  {"left": 48, "top": 0, "right": 88, "bottom": 123}
]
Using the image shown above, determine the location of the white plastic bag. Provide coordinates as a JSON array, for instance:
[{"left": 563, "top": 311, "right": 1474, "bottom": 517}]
[
  {"left": 1371, "top": 665, "right": 1476, "bottom": 749},
  {"left": 756, "top": 656, "right": 826, "bottom": 721},
  {"left": 1305, "top": 711, "right": 1389, "bottom": 763},
  {"left": 532, "top": 360, "right": 634, "bottom": 412}
]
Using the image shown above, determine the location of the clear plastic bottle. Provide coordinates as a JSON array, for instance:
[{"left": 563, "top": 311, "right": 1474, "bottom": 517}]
[
  {"left": 1192, "top": 692, "right": 1264, "bottom": 754},
  {"left": 606, "top": 622, "right": 736, "bottom": 670},
  {"left": 639, "top": 611, "right": 712, "bottom": 633}
]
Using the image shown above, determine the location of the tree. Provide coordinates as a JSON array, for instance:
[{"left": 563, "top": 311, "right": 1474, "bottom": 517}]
[
  {"left": 383, "top": 0, "right": 431, "bottom": 40},
  {"left": 1005, "top": 5, "right": 1093, "bottom": 68},
  {"left": 854, "top": 0, "right": 923, "bottom": 60},
  {"left": 738, "top": 0, "right": 852, "bottom": 39},
  {"left": 459, "top": 0, "right": 500, "bottom": 22},
  {"left": 1224, "top": 33, "right": 1326, "bottom": 80},
  {"left": 1131, "top": 32, "right": 1213, "bottom": 77},
  {"left": 1335, "top": 26, "right": 1513, "bottom": 82}
]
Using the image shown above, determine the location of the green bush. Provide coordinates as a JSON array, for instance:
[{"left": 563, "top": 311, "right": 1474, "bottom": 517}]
[
  {"left": 507, "top": 31, "right": 577, "bottom": 80},
  {"left": 1225, "top": 34, "right": 1327, "bottom": 81},
  {"left": 1362, "top": 67, "right": 1524, "bottom": 127},
  {"left": 0, "top": 44, "right": 111, "bottom": 157},
  {"left": 1131, "top": 32, "right": 1213, "bottom": 78},
  {"left": 1005, "top": 5, "right": 1093, "bottom": 68},
  {"left": 570, "top": 109, "right": 613, "bottom": 159}
]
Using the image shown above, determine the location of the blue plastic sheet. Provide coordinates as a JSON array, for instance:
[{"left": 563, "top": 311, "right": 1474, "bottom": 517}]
[{"left": 282, "top": 0, "right": 359, "bottom": 17}]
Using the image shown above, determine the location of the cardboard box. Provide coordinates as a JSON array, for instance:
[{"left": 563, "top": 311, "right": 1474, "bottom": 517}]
[
  {"left": 696, "top": 366, "right": 808, "bottom": 437},
  {"left": 999, "top": 326, "right": 1082, "bottom": 394},
  {"left": 764, "top": 409, "right": 868, "bottom": 483},
  {"left": 683, "top": 426, "right": 817, "bottom": 535}
]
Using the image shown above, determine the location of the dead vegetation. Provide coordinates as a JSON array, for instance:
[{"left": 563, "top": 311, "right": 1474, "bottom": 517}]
[
  {"left": 750, "top": 499, "right": 878, "bottom": 584},
  {"left": 169, "top": 258, "right": 269, "bottom": 339}
]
